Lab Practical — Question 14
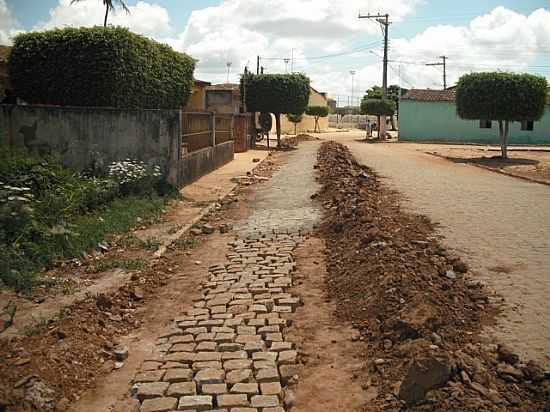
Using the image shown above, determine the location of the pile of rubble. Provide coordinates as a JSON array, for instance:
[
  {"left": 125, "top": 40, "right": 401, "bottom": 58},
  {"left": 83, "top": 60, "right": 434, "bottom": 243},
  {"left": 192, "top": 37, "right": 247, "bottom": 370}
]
[{"left": 316, "top": 141, "right": 549, "bottom": 411}]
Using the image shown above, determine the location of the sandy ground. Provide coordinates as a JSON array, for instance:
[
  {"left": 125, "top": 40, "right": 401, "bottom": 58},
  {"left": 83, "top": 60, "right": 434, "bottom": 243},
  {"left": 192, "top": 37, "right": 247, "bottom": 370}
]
[
  {"left": 286, "top": 237, "right": 370, "bottom": 412},
  {"left": 326, "top": 132, "right": 550, "bottom": 368}
]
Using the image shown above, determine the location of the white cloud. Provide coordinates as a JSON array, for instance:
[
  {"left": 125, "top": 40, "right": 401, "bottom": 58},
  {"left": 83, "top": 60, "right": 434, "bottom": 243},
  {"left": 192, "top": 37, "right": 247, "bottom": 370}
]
[
  {"left": 163, "top": 0, "right": 422, "bottom": 86},
  {"left": 388, "top": 6, "right": 549, "bottom": 91},
  {"left": 35, "top": 0, "right": 172, "bottom": 37},
  {"left": 0, "top": 0, "right": 20, "bottom": 45}
]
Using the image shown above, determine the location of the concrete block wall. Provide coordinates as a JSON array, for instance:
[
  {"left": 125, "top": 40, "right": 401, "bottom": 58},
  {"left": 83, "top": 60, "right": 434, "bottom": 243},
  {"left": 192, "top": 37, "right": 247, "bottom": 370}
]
[{"left": 0, "top": 105, "right": 182, "bottom": 186}]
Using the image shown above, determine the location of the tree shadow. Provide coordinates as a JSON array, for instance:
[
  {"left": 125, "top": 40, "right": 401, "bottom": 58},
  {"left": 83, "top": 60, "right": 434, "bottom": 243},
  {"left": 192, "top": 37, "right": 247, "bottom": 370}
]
[{"left": 444, "top": 155, "right": 539, "bottom": 167}]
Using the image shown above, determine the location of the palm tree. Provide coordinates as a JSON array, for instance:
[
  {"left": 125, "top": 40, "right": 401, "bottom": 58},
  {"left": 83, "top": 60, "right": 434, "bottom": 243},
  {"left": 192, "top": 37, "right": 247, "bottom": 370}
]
[{"left": 71, "top": 0, "right": 130, "bottom": 27}]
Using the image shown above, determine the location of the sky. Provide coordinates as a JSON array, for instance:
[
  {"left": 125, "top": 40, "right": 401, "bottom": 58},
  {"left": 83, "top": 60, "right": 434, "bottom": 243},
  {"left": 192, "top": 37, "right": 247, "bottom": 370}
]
[{"left": 2, "top": 0, "right": 550, "bottom": 106}]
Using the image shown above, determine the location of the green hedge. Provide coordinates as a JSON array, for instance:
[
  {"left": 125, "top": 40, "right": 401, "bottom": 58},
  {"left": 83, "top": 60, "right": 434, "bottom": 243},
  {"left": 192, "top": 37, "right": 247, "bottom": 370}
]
[
  {"left": 306, "top": 105, "right": 329, "bottom": 117},
  {"left": 456, "top": 72, "right": 547, "bottom": 121},
  {"left": 242, "top": 73, "right": 310, "bottom": 114},
  {"left": 360, "top": 98, "right": 396, "bottom": 116},
  {"left": 9, "top": 26, "right": 195, "bottom": 109}
]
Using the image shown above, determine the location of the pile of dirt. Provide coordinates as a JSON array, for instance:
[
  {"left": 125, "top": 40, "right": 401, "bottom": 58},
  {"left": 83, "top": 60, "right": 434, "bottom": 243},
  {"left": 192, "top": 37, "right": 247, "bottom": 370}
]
[{"left": 316, "top": 141, "right": 550, "bottom": 411}]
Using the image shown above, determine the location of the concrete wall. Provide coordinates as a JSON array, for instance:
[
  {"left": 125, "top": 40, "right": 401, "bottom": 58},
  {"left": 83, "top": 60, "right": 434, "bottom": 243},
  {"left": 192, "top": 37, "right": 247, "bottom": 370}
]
[
  {"left": 275, "top": 114, "right": 329, "bottom": 134},
  {"left": 400, "top": 100, "right": 550, "bottom": 145},
  {"left": 206, "top": 90, "right": 241, "bottom": 114},
  {"left": 0, "top": 105, "right": 182, "bottom": 185},
  {"left": 179, "top": 141, "right": 234, "bottom": 186}
]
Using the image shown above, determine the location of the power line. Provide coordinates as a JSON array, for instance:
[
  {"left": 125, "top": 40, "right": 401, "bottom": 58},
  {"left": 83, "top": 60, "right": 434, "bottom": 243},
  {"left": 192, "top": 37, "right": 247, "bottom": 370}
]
[{"left": 426, "top": 56, "right": 447, "bottom": 89}]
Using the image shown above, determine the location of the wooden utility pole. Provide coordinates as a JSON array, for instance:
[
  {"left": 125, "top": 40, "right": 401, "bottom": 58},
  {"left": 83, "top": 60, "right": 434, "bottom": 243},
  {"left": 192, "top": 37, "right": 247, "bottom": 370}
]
[
  {"left": 358, "top": 13, "right": 391, "bottom": 97},
  {"left": 256, "top": 56, "right": 260, "bottom": 75},
  {"left": 426, "top": 56, "right": 448, "bottom": 89}
]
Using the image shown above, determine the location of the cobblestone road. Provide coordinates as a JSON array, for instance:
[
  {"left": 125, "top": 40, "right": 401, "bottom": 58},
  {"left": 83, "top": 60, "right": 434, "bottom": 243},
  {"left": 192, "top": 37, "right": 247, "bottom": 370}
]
[
  {"left": 236, "top": 142, "right": 321, "bottom": 236},
  {"left": 130, "top": 142, "right": 321, "bottom": 412},
  {"left": 337, "top": 133, "right": 550, "bottom": 367}
]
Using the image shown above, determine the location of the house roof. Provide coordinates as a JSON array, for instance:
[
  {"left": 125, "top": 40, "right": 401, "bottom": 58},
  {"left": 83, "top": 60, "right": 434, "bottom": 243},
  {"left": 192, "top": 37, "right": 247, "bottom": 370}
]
[
  {"left": 207, "top": 83, "right": 240, "bottom": 91},
  {"left": 402, "top": 88, "right": 456, "bottom": 102},
  {"left": 310, "top": 86, "right": 328, "bottom": 100},
  {"left": 194, "top": 79, "right": 211, "bottom": 87}
]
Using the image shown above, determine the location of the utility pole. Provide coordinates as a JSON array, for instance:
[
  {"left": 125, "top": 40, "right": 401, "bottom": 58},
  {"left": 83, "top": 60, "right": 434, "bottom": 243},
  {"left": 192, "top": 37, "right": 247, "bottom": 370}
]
[
  {"left": 290, "top": 48, "right": 294, "bottom": 73},
  {"left": 426, "top": 55, "right": 448, "bottom": 89},
  {"left": 284, "top": 58, "right": 290, "bottom": 73},
  {"left": 358, "top": 13, "right": 391, "bottom": 97},
  {"left": 349, "top": 70, "right": 356, "bottom": 113},
  {"left": 256, "top": 56, "right": 260, "bottom": 75},
  {"left": 359, "top": 12, "right": 391, "bottom": 138}
]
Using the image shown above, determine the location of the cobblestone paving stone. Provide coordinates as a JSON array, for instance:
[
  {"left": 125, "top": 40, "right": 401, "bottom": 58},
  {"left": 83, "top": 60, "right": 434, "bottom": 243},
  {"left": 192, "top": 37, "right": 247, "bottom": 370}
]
[{"left": 131, "top": 142, "right": 321, "bottom": 412}]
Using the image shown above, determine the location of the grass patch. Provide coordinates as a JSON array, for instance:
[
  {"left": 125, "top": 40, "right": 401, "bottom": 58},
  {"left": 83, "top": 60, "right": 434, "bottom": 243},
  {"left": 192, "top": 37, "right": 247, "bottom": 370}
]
[
  {"left": 0, "top": 148, "right": 172, "bottom": 293},
  {"left": 1, "top": 196, "right": 165, "bottom": 293}
]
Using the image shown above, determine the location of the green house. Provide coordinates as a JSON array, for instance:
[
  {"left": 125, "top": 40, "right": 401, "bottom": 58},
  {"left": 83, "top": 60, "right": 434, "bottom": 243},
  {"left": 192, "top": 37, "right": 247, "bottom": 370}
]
[{"left": 399, "top": 89, "right": 550, "bottom": 145}]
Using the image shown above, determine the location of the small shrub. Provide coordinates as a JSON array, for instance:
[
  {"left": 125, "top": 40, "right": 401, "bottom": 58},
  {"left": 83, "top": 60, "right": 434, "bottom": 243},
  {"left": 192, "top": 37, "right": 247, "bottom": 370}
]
[{"left": 108, "top": 159, "right": 162, "bottom": 196}]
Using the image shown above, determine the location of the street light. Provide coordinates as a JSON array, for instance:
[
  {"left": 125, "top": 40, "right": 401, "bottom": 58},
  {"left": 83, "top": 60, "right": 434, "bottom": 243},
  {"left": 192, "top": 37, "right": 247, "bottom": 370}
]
[
  {"left": 349, "top": 70, "right": 356, "bottom": 113},
  {"left": 226, "top": 62, "right": 232, "bottom": 83}
]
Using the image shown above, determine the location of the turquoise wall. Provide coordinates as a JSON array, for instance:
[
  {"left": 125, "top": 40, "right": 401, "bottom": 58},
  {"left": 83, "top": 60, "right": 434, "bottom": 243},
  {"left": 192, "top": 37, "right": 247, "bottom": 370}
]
[{"left": 400, "top": 100, "right": 550, "bottom": 145}]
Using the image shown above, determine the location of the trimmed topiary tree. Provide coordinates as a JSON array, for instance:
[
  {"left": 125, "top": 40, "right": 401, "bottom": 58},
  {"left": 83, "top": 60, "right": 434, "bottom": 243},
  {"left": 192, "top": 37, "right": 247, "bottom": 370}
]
[
  {"left": 456, "top": 72, "right": 547, "bottom": 159},
  {"left": 242, "top": 73, "right": 310, "bottom": 148},
  {"left": 360, "top": 97, "right": 396, "bottom": 139},
  {"left": 306, "top": 105, "right": 329, "bottom": 133},
  {"left": 9, "top": 26, "right": 195, "bottom": 109},
  {"left": 287, "top": 113, "right": 303, "bottom": 135}
]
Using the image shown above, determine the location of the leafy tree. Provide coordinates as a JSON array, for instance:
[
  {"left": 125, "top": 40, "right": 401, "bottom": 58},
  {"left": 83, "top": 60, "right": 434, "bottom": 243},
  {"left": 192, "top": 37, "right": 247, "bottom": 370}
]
[
  {"left": 456, "top": 72, "right": 547, "bottom": 159},
  {"left": 365, "top": 85, "right": 403, "bottom": 130},
  {"left": 335, "top": 106, "right": 361, "bottom": 115},
  {"left": 242, "top": 73, "right": 310, "bottom": 148},
  {"left": 360, "top": 98, "right": 396, "bottom": 139},
  {"left": 71, "top": 0, "right": 129, "bottom": 27},
  {"left": 306, "top": 106, "right": 329, "bottom": 133},
  {"left": 287, "top": 113, "right": 303, "bottom": 135}
]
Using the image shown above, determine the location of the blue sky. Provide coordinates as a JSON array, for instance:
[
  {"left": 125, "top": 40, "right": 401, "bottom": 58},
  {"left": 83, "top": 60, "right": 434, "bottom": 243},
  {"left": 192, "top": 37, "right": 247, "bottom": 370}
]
[{"left": 2, "top": 0, "right": 550, "bottom": 103}]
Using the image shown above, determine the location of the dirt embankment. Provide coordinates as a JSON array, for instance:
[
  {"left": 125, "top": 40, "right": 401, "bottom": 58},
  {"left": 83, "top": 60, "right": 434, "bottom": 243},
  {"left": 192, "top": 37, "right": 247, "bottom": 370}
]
[{"left": 316, "top": 141, "right": 550, "bottom": 411}]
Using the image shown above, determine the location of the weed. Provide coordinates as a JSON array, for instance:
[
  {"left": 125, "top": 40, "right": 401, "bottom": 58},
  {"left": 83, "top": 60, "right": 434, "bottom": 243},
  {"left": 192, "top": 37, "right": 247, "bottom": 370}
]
[
  {"left": 174, "top": 236, "right": 199, "bottom": 250},
  {"left": 23, "top": 316, "right": 49, "bottom": 337},
  {"left": 143, "top": 237, "right": 161, "bottom": 251},
  {"left": 0, "top": 300, "right": 17, "bottom": 332},
  {"left": 87, "top": 258, "right": 147, "bottom": 273}
]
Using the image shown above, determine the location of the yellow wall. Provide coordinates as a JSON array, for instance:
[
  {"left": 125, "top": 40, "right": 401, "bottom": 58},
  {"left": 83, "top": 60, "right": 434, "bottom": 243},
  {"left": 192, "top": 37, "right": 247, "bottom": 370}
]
[
  {"left": 185, "top": 83, "right": 207, "bottom": 111},
  {"left": 308, "top": 88, "right": 327, "bottom": 107},
  {"left": 270, "top": 87, "right": 329, "bottom": 134}
]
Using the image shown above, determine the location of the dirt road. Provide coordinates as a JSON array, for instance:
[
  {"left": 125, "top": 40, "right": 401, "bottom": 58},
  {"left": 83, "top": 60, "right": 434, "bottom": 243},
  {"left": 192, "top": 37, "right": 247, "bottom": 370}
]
[{"left": 332, "top": 132, "right": 550, "bottom": 368}]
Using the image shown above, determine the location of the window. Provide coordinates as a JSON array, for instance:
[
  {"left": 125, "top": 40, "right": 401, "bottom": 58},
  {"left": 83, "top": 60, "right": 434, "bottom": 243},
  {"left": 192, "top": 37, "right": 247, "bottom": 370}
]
[
  {"left": 521, "top": 120, "right": 534, "bottom": 131},
  {"left": 480, "top": 119, "right": 492, "bottom": 129}
]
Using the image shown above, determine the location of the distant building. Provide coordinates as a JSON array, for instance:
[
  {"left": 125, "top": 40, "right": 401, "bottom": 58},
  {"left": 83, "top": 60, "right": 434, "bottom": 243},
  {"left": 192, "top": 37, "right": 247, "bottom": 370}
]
[
  {"left": 400, "top": 89, "right": 550, "bottom": 145},
  {"left": 205, "top": 83, "right": 242, "bottom": 114},
  {"left": 273, "top": 86, "right": 329, "bottom": 134},
  {"left": 185, "top": 79, "right": 211, "bottom": 111}
]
